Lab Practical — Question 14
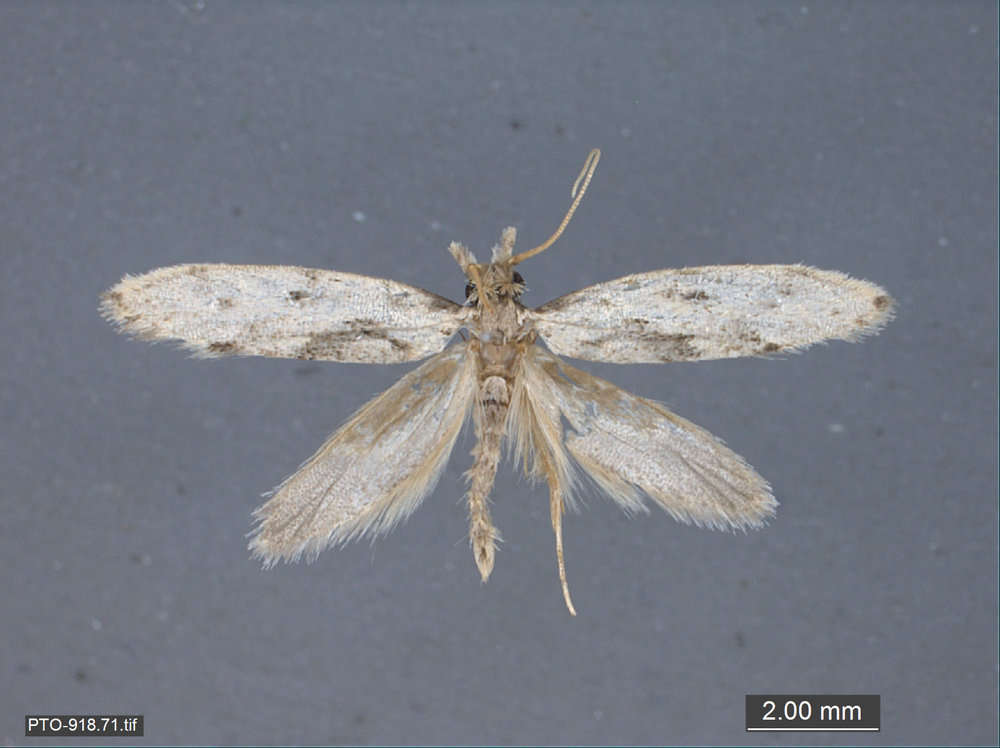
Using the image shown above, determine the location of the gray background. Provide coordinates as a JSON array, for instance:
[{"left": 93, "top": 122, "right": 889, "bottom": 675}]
[{"left": 2, "top": 1, "right": 996, "bottom": 745}]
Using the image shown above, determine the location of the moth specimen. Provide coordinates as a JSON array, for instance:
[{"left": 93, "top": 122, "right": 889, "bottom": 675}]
[{"left": 101, "top": 149, "right": 894, "bottom": 614}]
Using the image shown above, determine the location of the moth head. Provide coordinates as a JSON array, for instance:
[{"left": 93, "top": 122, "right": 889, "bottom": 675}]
[
  {"left": 447, "top": 148, "right": 601, "bottom": 309},
  {"left": 463, "top": 265, "right": 526, "bottom": 305},
  {"left": 450, "top": 228, "right": 526, "bottom": 306}
]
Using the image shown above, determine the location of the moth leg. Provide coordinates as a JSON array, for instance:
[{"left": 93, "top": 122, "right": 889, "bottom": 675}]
[
  {"left": 510, "top": 347, "right": 580, "bottom": 615},
  {"left": 465, "top": 375, "right": 508, "bottom": 582},
  {"left": 542, "top": 451, "right": 577, "bottom": 616}
]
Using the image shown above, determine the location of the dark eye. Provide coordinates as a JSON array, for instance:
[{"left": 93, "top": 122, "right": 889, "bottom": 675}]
[
  {"left": 512, "top": 271, "right": 524, "bottom": 285},
  {"left": 465, "top": 283, "right": 475, "bottom": 299}
]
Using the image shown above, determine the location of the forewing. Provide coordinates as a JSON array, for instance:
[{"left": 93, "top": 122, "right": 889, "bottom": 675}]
[
  {"left": 525, "top": 346, "right": 777, "bottom": 529},
  {"left": 101, "top": 263, "right": 466, "bottom": 363},
  {"left": 249, "top": 343, "right": 476, "bottom": 564},
  {"left": 530, "top": 265, "right": 894, "bottom": 363}
]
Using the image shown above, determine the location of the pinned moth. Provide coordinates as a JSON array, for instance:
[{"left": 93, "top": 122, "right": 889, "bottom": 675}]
[{"left": 101, "top": 149, "right": 894, "bottom": 614}]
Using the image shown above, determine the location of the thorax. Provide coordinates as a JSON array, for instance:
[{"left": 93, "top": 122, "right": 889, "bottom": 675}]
[{"left": 468, "top": 298, "right": 534, "bottom": 380}]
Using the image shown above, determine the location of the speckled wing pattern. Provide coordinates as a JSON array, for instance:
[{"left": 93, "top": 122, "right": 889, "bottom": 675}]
[
  {"left": 529, "top": 264, "right": 895, "bottom": 363},
  {"left": 249, "top": 343, "right": 477, "bottom": 564},
  {"left": 100, "top": 263, "right": 465, "bottom": 363},
  {"left": 523, "top": 346, "right": 776, "bottom": 530}
]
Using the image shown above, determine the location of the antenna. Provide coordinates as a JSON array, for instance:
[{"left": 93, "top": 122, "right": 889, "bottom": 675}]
[{"left": 509, "top": 148, "right": 601, "bottom": 266}]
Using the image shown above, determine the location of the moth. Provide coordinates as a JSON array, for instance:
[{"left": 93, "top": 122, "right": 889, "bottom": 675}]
[{"left": 100, "top": 149, "right": 894, "bottom": 614}]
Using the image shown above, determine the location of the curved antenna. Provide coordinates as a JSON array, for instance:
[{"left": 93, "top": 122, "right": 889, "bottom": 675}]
[{"left": 510, "top": 148, "right": 601, "bottom": 266}]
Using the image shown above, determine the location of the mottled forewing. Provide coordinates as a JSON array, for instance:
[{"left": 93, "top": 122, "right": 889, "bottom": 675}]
[
  {"left": 101, "top": 263, "right": 466, "bottom": 363},
  {"left": 530, "top": 265, "right": 895, "bottom": 363},
  {"left": 249, "top": 343, "right": 476, "bottom": 564},
  {"left": 523, "top": 346, "right": 776, "bottom": 529}
]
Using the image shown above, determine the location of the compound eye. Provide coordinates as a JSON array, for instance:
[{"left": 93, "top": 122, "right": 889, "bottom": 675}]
[
  {"left": 512, "top": 271, "right": 524, "bottom": 285},
  {"left": 465, "top": 283, "right": 475, "bottom": 299}
]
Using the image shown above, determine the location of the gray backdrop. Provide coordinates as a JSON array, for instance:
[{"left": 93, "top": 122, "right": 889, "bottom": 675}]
[{"left": 2, "top": 2, "right": 996, "bottom": 745}]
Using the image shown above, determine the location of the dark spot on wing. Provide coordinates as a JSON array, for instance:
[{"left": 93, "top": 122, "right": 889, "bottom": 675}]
[
  {"left": 682, "top": 290, "right": 709, "bottom": 301},
  {"left": 873, "top": 295, "right": 891, "bottom": 311},
  {"left": 288, "top": 290, "right": 309, "bottom": 301},
  {"left": 655, "top": 333, "right": 698, "bottom": 360},
  {"left": 585, "top": 329, "right": 699, "bottom": 360},
  {"left": 217, "top": 297, "right": 234, "bottom": 308},
  {"left": 297, "top": 331, "right": 353, "bottom": 359},
  {"left": 186, "top": 265, "right": 211, "bottom": 279},
  {"left": 761, "top": 342, "right": 781, "bottom": 353},
  {"left": 208, "top": 341, "right": 240, "bottom": 354},
  {"left": 297, "top": 322, "right": 413, "bottom": 360},
  {"left": 361, "top": 330, "right": 411, "bottom": 351}
]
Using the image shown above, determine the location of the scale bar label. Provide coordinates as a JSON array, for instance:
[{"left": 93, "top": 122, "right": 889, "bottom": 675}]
[{"left": 746, "top": 694, "right": 880, "bottom": 732}]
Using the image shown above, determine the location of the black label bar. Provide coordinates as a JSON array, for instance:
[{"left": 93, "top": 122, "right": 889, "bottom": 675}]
[{"left": 746, "top": 694, "right": 879, "bottom": 731}]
